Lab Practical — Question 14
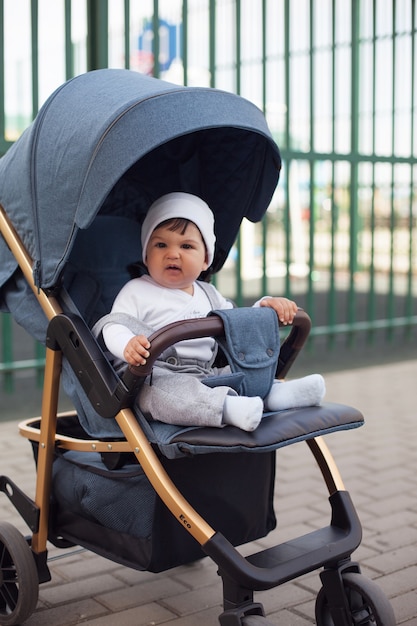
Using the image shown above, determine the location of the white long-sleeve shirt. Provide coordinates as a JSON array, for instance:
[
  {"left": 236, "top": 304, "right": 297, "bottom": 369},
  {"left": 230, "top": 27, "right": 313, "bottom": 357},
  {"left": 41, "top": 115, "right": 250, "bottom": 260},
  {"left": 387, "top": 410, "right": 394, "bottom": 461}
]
[{"left": 102, "top": 274, "right": 234, "bottom": 363}]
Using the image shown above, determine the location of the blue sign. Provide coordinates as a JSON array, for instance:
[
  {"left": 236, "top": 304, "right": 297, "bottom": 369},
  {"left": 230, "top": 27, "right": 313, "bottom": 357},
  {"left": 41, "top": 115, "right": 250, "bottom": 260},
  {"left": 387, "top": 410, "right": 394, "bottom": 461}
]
[{"left": 137, "top": 19, "right": 182, "bottom": 74}]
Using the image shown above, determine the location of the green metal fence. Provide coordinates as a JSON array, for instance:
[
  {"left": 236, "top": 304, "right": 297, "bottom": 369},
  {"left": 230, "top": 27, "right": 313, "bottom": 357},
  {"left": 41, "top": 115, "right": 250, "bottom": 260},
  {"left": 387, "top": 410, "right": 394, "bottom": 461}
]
[{"left": 1, "top": 0, "right": 416, "bottom": 390}]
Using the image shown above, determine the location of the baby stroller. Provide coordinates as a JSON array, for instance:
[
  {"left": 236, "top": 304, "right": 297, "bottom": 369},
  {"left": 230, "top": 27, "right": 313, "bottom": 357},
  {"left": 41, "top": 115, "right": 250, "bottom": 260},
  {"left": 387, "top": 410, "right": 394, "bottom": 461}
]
[{"left": 0, "top": 69, "right": 395, "bottom": 625}]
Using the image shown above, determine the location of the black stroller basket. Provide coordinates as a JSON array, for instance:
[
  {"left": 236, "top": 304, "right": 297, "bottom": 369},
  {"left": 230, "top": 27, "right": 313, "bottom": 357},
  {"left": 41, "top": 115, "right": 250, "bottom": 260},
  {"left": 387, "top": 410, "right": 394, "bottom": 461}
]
[{"left": 0, "top": 69, "right": 395, "bottom": 625}]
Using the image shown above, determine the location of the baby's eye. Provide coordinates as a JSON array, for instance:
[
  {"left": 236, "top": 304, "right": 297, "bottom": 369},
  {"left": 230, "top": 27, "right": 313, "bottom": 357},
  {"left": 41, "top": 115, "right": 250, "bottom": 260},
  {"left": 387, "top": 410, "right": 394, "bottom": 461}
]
[
  {"left": 155, "top": 242, "right": 166, "bottom": 248},
  {"left": 181, "top": 243, "right": 193, "bottom": 249}
]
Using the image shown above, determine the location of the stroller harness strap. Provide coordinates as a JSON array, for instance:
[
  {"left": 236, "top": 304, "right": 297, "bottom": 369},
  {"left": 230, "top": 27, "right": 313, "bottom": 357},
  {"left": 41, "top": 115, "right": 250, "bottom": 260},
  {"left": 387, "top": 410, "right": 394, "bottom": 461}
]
[{"left": 209, "top": 307, "right": 280, "bottom": 399}]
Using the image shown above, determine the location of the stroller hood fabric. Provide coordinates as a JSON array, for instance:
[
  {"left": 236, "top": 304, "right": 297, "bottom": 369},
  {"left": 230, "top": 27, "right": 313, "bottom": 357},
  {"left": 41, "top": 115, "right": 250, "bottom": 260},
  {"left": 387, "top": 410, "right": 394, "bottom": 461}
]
[{"left": 0, "top": 68, "right": 281, "bottom": 297}]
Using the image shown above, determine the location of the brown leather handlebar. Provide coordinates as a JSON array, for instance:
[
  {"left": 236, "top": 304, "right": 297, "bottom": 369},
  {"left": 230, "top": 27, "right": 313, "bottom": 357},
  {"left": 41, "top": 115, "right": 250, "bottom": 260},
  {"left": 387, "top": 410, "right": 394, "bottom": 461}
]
[{"left": 128, "top": 309, "right": 312, "bottom": 379}]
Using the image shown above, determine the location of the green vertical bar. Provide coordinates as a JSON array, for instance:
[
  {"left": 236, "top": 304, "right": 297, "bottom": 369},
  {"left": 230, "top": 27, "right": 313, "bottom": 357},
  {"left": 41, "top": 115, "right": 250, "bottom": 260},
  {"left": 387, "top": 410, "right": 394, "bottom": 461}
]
[
  {"left": 386, "top": 0, "right": 396, "bottom": 339},
  {"left": 307, "top": 157, "right": 316, "bottom": 319},
  {"left": 367, "top": 0, "right": 377, "bottom": 341},
  {"left": 152, "top": 0, "right": 160, "bottom": 78},
  {"left": 329, "top": 159, "right": 336, "bottom": 346},
  {"left": 348, "top": 0, "right": 360, "bottom": 339},
  {"left": 182, "top": 0, "right": 188, "bottom": 85},
  {"left": 87, "top": 0, "right": 109, "bottom": 70},
  {"left": 283, "top": 161, "right": 291, "bottom": 300},
  {"left": 35, "top": 341, "right": 45, "bottom": 387},
  {"left": 306, "top": 0, "right": 315, "bottom": 321},
  {"left": 404, "top": 169, "right": 413, "bottom": 322},
  {"left": 235, "top": 237, "right": 243, "bottom": 305},
  {"left": 328, "top": 0, "right": 337, "bottom": 344},
  {"left": 1, "top": 315, "right": 14, "bottom": 392},
  {"left": 31, "top": 0, "right": 39, "bottom": 117},
  {"left": 261, "top": 215, "right": 268, "bottom": 297},
  {"left": 405, "top": 0, "right": 416, "bottom": 330},
  {"left": 64, "top": 0, "right": 73, "bottom": 79},
  {"left": 368, "top": 165, "right": 377, "bottom": 345},
  {"left": 369, "top": 160, "right": 376, "bottom": 334},
  {"left": 124, "top": 0, "right": 130, "bottom": 69}
]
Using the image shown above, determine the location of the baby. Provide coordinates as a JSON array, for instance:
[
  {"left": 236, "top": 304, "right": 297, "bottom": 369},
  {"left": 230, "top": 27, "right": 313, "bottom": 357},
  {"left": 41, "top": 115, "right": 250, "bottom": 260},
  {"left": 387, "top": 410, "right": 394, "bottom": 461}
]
[{"left": 103, "top": 192, "right": 325, "bottom": 431}]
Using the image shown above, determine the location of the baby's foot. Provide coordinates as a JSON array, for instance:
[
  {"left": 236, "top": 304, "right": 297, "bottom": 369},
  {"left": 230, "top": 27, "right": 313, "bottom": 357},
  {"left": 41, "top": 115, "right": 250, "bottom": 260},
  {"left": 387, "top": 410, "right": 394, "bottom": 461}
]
[
  {"left": 264, "top": 374, "right": 325, "bottom": 411},
  {"left": 223, "top": 395, "right": 263, "bottom": 431}
]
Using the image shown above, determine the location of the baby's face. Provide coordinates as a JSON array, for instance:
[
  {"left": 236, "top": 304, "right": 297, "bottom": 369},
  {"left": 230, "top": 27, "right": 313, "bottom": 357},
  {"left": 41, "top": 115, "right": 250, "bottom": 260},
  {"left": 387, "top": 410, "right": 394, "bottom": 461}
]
[{"left": 145, "top": 222, "right": 208, "bottom": 294}]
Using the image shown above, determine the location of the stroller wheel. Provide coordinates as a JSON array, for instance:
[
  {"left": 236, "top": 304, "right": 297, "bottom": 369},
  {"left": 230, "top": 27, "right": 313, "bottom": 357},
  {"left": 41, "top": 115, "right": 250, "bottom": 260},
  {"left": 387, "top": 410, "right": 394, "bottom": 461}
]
[
  {"left": 0, "top": 522, "right": 39, "bottom": 626},
  {"left": 315, "top": 572, "right": 395, "bottom": 626}
]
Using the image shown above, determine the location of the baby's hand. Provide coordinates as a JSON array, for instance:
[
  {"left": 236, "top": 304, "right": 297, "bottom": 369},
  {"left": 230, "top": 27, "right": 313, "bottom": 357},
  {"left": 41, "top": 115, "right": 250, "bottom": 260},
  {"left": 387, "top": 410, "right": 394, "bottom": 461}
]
[
  {"left": 260, "top": 297, "right": 298, "bottom": 325},
  {"left": 123, "top": 334, "right": 151, "bottom": 366}
]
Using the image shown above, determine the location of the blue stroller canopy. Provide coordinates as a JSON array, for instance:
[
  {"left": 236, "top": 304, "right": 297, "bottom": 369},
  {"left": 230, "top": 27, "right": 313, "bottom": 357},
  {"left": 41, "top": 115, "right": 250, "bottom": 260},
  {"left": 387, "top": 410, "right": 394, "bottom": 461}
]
[{"left": 0, "top": 69, "right": 280, "bottom": 293}]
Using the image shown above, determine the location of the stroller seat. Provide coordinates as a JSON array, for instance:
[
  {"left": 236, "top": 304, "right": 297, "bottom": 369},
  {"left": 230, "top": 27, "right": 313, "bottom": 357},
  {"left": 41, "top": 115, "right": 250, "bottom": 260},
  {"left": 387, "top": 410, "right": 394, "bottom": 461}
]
[{"left": 58, "top": 213, "right": 364, "bottom": 453}]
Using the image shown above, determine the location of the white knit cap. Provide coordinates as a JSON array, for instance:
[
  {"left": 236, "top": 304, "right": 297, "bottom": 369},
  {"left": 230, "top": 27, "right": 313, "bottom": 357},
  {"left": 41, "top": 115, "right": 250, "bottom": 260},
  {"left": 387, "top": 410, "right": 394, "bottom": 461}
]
[{"left": 141, "top": 192, "right": 216, "bottom": 266}]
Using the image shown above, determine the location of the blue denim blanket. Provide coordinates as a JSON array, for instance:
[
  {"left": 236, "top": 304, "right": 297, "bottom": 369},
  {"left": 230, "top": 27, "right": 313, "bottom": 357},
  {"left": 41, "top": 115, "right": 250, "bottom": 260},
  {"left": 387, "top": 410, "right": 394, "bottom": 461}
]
[{"left": 209, "top": 307, "right": 280, "bottom": 399}]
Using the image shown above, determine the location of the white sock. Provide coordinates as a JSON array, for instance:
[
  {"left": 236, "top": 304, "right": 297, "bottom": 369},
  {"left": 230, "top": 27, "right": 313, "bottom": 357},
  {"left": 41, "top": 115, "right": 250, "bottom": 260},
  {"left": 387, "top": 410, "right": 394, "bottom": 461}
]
[
  {"left": 264, "top": 374, "right": 325, "bottom": 411},
  {"left": 223, "top": 395, "right": 264, "bottom": 432}
]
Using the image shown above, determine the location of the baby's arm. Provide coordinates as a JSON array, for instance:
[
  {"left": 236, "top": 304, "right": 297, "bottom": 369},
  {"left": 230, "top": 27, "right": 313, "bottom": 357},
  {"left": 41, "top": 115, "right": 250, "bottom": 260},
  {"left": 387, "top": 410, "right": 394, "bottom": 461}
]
[
  {"left": 258, "top": 296, "right": 298, "bottom": 325},
  {"left": 102, "top": 323, "right": 150, "bottom": 365}
]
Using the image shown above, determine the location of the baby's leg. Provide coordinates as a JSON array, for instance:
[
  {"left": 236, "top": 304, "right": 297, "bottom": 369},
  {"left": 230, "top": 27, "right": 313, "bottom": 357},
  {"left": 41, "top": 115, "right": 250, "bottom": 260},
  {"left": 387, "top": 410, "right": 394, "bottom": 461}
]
[
  {"left": 138, "top": 366, "right": 264, "bottom": 431},
  {"left": 137, "top": 367, "right": 229, "bottom": 427},
  {"left": 264, "top": 374, "right": 325, "bottom": 411}
]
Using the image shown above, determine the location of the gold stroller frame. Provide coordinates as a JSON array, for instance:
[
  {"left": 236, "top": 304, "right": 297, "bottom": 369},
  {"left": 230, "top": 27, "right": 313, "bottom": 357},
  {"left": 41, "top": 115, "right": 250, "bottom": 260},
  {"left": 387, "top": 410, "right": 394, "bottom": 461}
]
[{"left": 0, "top": 203, "right": 395, "bottom": 626}]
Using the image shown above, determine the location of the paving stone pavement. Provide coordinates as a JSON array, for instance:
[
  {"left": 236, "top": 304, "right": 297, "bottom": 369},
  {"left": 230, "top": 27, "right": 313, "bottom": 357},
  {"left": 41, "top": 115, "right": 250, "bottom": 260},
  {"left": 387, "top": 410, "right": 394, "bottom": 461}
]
[{"left": 0, "top": 358, "right": 416, "bottom": 625}]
